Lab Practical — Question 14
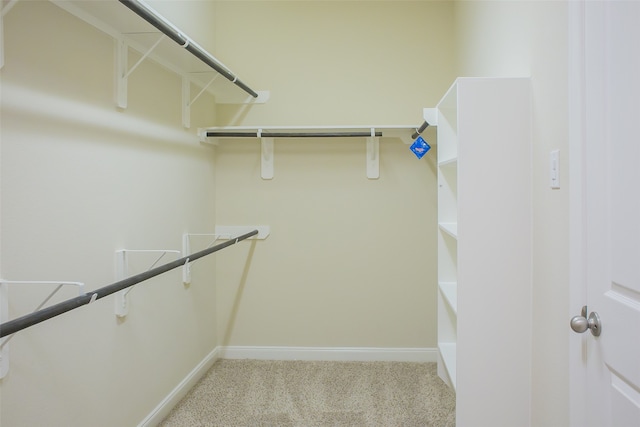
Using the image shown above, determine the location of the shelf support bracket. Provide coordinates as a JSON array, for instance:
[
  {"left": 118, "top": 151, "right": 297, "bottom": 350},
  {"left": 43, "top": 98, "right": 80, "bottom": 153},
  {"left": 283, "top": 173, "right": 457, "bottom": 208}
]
[
  {"left": 182, "top": 233, "right": 221, "bottom": 285},
  {"left": 0, "top": 282, "right": 7, "bottom": 379},
  {"left": 181, "top": 77, "right": 190, "bottom": 129},
  {"left": 114, "top": 249, "right": 180, "bottom": 318},
  {"left": 115, "top": 39, "right": 129, "bottom": 108},
  {"left": 0, "top": 280, "right": 85, "bottom": 379},
  {"left": 183, "top": 228, "right": 269, "bottom": 284},
  {"left": 182, "top": 74, "right": 219, "bottom": 129},
  {"left": 116, "top": 34, "right": 165, "bottom": 109},
  {"left": 366, "top": 128, "right": 380, "bottom": 179},
  {"left": 261, "top": 136, "right": 274, "bottom": 180}
]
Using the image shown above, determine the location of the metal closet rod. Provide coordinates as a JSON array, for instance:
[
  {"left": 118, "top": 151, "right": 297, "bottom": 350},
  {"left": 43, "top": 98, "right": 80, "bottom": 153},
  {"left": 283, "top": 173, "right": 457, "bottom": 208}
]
[
  {"left": 0, "top": 230, "right": 258, "bottom": 339},
  {"left": 411, "top": 120, "right": 430, "bottom": 139},
  {"left": 118, "top": 0, "right": 259, "bottom": 99},
  {"left": 206, "top": 131, "right": 384, "bottom": 138}
]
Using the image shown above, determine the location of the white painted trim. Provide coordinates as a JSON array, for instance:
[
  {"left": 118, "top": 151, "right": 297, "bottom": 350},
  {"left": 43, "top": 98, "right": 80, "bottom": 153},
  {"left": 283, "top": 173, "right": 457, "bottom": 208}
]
[
  {"left": 137, "top": 347, "right": 221, "bottom": 427},
  {"left": 217, "top": 346, "right": 437, "bottom": 363},
  {"left": 568, "top": 1, "right": 588, "bottom": 426}
]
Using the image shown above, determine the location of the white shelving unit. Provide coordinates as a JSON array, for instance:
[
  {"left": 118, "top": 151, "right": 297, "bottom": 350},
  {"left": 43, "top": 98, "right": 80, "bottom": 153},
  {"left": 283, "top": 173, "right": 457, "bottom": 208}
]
[
  {"left": 436, "top": 80, "right": 459, "bottom": 390},
  {"left": 435, "top": 78, "right": 532, "bottom": 426}
]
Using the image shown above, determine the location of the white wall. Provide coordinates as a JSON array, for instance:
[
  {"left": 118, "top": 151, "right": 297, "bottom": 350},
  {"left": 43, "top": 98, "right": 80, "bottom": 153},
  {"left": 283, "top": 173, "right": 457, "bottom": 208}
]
[
  {"left": 1, "top": 2, "right": 218, "bottom": 426},
  {"left": 454, "top": 2, "right": 570, "bottom": 426},
  {"left": 211, "top": 1, "right": 455, "bottom": 350}
]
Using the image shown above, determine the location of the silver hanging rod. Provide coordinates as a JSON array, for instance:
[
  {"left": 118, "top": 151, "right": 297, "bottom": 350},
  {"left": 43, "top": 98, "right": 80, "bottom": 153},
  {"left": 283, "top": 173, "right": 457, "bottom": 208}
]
[
  {"left": 411, "top": 120, "right": 430, "bottom": 139},
  {"left": 0, "top": 230, "right": 258, "bottom": 338},
  {"left": 206, "top": 131, "right": 384, "bottom": 138},
  {"left": 118, "top": 0, "right": 258, "bottom": 99}
]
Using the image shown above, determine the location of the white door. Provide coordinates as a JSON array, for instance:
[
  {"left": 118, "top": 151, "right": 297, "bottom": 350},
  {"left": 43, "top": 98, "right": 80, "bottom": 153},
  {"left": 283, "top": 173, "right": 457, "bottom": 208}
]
[{"left": 571, "top": 1, "right": 640, "bottom": 426}]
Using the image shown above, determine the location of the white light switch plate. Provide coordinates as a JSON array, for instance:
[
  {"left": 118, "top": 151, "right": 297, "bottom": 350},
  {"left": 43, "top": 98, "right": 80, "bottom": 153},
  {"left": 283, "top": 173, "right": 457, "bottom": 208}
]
[{"left": 550, "top": 150, "right": 560, "bottom": 189}]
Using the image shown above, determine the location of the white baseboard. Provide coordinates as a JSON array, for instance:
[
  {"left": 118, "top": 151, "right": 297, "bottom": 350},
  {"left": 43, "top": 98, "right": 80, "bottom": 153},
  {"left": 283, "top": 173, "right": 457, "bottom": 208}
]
[
  {"left": 137, "top": 347, "right": 221, "bottom": 427},
  {"left": 217, "top": 346, "right": 438, "bottom": 363}
]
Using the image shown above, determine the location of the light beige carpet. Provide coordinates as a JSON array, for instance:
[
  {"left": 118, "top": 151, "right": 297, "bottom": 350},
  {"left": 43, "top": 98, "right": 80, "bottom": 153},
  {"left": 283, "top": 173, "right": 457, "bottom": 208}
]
[{"left": 160, "top": 359, "right": 456, "bottom": 426}]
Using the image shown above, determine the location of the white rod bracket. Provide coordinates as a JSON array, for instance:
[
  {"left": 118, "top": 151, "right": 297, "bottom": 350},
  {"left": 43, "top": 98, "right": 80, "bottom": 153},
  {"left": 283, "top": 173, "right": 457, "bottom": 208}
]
[
  {"left": 125, "top": 34, "right": 164, "bottom": 79},
  {"left": 214, "top": 226, "right": 270, "bottom": 240},
  {"left": 182, "top": 74, "right": 220, "bottom": 129},
  {"left": 189, "top": 74, "right": 219, "bottom": 106},
  {"left": 423, "top": 107, "right": 438, "bottom": 126},
  {"left": 115, "top": 39, "right": 128, "bottom": 109},
  {"left": 182, "top": 76, "right": 191, "bottom": 129},
  {"left": 114, "top": 250, "right": 128, "bottom": 317},
  {"left": 0, "top": 282, "right": 8, "bottom": 379},
  {"left": 182, "top": 233, "right": 222, "bottom": 285},
  {"left": 116, "top": 34, "right": 164, "bottom": 110},
  {"left": 0, "top": 280, "right": 85, "bottom": 379},
  {"left": 261, "top": 137, "right": 274, "bottom": 180},
  {"left": 182, "top": 234, "right": 191, "bottom": 284},
  {"left": 366, "top": 134, "right": 380, "bottom": 179},
  {"left": 197, "top": 128, "right": 215, "bottom": 144},
  {"left": 114, "top": 249, "right": 180, "bottom": 318}
]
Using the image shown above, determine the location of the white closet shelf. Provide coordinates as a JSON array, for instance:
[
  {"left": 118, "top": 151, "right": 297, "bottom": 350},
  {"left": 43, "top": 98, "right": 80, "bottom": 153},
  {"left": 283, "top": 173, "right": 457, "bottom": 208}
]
[
  {"left": 438, "top": 342, "right": 457, "bottom": 390},
  {"left": 438, "top": 282, "right": 458, "bottom": 314},
  {"left": 438, "top": 157, "right": 458, "bottom": 167},
  {"left": 438, "top": 222, "right": 458, "bottom": 239},
  {"left": 49, "top": 0, "right": 268, "bottom": 112}
]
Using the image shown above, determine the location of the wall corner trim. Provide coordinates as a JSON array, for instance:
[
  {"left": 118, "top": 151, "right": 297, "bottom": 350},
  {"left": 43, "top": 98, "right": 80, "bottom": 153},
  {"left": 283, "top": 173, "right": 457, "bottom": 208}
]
[{"left": 137, "top": 347, "right": 221, "bottom": 427}]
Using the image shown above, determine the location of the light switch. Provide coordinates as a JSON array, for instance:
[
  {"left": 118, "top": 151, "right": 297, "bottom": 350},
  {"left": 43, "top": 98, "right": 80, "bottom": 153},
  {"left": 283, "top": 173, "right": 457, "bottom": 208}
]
[{"left": 550, "top": 150, "right": 560, "bottom": 189}]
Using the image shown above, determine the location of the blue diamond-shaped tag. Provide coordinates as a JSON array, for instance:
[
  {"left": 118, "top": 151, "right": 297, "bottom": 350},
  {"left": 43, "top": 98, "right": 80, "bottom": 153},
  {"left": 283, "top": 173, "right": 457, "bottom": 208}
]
[{"left": 410, "top": 136, "right": 431, "bottom": 159}]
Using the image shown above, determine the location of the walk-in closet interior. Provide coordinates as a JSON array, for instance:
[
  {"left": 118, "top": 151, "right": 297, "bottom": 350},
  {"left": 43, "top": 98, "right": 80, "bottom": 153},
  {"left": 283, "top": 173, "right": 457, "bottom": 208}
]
[{"left": 1, "top": 1, "right": 572, "bottom": 426}]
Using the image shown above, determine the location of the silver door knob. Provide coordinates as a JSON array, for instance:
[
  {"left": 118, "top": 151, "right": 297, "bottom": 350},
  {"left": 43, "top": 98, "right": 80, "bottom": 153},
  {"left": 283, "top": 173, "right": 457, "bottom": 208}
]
[{"left": 570, "top": 308, "right": 601, "bottom": 337}]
